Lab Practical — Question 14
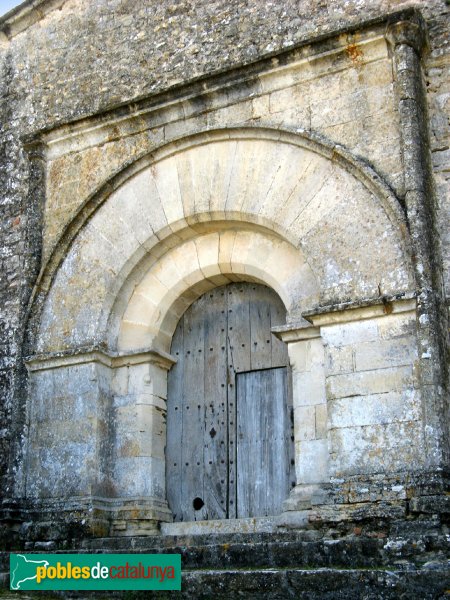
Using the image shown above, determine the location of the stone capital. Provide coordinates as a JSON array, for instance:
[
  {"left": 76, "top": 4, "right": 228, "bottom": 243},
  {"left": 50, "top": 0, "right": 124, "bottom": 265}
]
[{"left": 386, "top": 19, "right": 427, "bottom": 55}]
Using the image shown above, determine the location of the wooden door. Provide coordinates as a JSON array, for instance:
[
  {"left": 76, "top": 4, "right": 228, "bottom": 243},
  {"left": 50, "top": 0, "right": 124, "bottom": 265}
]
[
  {"left": 166, "top": 282, "right": 293, "bottom": 522},
  {"left": 236, "top": 367, "right": 293, "bottom": 517}
]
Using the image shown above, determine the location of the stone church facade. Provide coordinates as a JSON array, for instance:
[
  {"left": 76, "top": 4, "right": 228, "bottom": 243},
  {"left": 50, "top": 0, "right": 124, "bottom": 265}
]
[{"left": 0, "top": 0, "right": 449, "bottom": 595}]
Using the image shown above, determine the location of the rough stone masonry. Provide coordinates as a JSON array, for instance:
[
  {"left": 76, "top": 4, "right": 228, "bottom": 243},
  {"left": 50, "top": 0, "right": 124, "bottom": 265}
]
[{"left": 0, "top": 0, "right": 449, "bottom": 597}]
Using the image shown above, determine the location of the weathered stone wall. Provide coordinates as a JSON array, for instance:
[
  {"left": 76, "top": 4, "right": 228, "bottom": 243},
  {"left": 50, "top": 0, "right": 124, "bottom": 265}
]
[
  {"left": 323, "top": 308, "right": 421, "bottom": 477},
  {"left": 1, "top": 0, "right": 448, "bottom": 280},
  {"left": 24, "top": 361, "right": 102, "bottom": 499},
  {"left": 0, "top": 0, "right": 448, "bottom": 541}
]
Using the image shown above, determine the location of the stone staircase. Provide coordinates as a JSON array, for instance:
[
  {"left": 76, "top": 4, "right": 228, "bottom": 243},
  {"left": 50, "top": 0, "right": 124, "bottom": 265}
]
[{"left": 1, "top": 527, "right": 449, "bottom": 598}]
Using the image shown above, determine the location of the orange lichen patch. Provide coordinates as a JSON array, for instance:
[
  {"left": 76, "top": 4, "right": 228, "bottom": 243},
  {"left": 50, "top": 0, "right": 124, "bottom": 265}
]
[
  {"left": 382, "top": 299, "right": 394, "bottom": 314},
  {"left": 48, "top": 156, "right": 69, "bottom": 192},
  {"left": 345, "top": 42, "right": 364, "bottom": 66}
]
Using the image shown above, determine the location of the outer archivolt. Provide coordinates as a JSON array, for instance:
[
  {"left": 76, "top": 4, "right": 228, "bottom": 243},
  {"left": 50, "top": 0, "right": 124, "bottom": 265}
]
[{"left": 34, "top": 129, "right": 413, "bottom": 356}]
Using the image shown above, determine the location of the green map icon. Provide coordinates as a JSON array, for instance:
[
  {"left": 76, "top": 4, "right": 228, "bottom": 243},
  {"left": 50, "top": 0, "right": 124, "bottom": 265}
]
[{"left": 10, "top": 554, "right": 49, "bottom": 590}]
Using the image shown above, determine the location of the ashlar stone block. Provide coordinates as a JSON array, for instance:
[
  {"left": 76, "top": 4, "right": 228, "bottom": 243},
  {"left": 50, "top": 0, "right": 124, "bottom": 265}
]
[
  {"left": 328, "top": 389, "right": 420, "bottom": 429},
  {"left": 326, "top": 365, "right": 414, "bottom": 400},
  {"left": 294, "top": 405, "right": 316, "bottom": 441},
  {"left": 293, "top": 369, "right": 326, "bottom": 406},
  {"left": 354, "top": 335, "right": 417, "bottom": 371},
  {"left": 321, "top": 319, "right": 379, "bottom": 347},
  {"left": 296, "top": 439, "right": 329, "bottom": 484},
  {"left": 325, "top": 344, "right": 354, "bottom": 375}
]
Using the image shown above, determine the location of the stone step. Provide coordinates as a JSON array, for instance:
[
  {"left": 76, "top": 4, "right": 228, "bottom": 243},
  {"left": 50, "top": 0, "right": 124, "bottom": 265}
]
[
  {"left": 182, "top": 566, "right": 450, "bottom": 600},
  {"left": 12, "top": 531, "right": 450, "bottom": 571},
  {"left": 2, "top": 530, "right": 449, "bottom": 598},
  {"left": 91, "top": 537, "right": 387, "bottom": 570},
  {"left": 80, "top": 529, "right": 320, "bottom": 550},
  {"left": 1, "top": 565, "right": 449, "bottom": 599}
]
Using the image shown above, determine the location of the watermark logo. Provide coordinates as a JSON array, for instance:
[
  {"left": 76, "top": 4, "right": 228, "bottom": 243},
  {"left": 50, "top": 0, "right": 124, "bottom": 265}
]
[{"left": 10, "top": 553, "right": 181, "bottom": 591}]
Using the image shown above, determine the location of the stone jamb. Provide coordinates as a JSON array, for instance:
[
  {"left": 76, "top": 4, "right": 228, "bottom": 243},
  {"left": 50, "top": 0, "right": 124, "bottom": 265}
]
[
  {"left": 273, "top": 325, "right": 328, "bottom": 510},
  {"left": 273, "top": 294, "right": 420, "bottom": 512},
  {"left": 24, "top": 347, "right": 176, "bottom": 536}
]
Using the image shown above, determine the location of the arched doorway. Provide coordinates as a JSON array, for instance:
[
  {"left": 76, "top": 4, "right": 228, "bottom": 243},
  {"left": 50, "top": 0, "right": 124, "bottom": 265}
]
[
  {"left": 166, "top": 282, "right": 295, "bottom": 522},
  {"left": 23, "top": 128, "right": 415, "bottom": 536}
]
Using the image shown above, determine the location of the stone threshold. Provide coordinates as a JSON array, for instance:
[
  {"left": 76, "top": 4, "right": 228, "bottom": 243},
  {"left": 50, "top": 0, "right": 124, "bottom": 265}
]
[
  {"left": 159, "top": 510, "right": 311, "bottom": 536},
  {"left": 161, "top": 516, "right": 277, "bottom": 536}
]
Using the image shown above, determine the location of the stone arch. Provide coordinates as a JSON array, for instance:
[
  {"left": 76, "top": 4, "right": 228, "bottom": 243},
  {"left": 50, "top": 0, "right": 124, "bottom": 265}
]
[
  {"left": 24, "top": 127, "right": 417, "bottom": 535},
  {"left": 33, "top": 127, "right": 414, "bottom": 355},
  {"left": 115, "top": 226, "right": 317, "bottom": 353}
]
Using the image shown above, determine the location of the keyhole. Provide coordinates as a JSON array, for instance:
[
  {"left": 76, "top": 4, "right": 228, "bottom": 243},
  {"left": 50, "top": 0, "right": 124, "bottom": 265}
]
[{"left": 193, "top": 497, "right": 204, "bottom": 511}]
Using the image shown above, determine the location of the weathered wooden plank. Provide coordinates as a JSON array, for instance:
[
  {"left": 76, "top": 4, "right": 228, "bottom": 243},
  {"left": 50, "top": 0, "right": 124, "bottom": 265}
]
[
  {"left": 236, "top": 367, "right": 291, "bottom": 517},
  {"left": 267, "top": 367, "right": 291, "bottom": 515},
  {"left": 227, "top": 284, "right": 252, "bottom": 375},
  {"left": 203, "top": 288, "right": 228, "bottom": 519},
  {"left": 249, "top": 286, "right": 273, "bottom": 370},
  {"left": 166, "top": 321, "right": 184, "bottom": 521},
  {"left": 236, "top": 370, "right": 265, "bottom": 517},
  {"left": 226, "top": 284, "right": 251, "bottom": 517},
  {"left": 270, "top": 298, "right": 289, "bottom": 367},
  {"left": 181, "top": 299, "right": 206, "bottom": 521}
]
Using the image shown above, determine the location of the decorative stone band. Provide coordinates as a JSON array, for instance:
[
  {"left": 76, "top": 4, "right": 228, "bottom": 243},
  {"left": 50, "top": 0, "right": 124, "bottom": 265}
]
[
  {"left": 272, "top": 292, "right": 417, "bottom": 341},
  {"left": 91, "top": 496, "right": 173, "bottom": 536},
  {"left": 9, "top": 495, "right": 173, "bottom": 539},
  {"left": 302, "top": 292, "right": 417, "bottom": 327},
  {"left": 24, "top": 347, "right": 176, "bottom": 373},
  {"left": 272, "top": 325, "right": 321, "bottom": 343}
]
